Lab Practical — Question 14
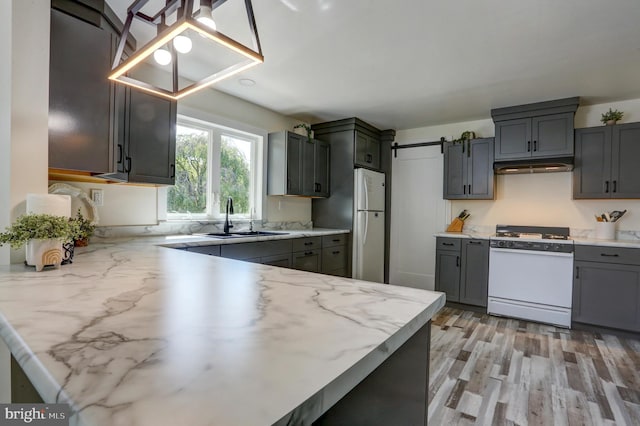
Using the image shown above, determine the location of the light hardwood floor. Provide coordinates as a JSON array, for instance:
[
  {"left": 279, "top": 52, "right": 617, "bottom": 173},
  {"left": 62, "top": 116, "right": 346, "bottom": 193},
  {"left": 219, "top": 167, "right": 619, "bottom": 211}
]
[{"left": 429, "top": 307, "right": 640, "bottom": 425}]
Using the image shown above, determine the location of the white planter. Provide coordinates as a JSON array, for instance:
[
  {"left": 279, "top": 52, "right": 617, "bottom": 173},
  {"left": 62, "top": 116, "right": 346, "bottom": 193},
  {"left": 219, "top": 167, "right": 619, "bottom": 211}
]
[{"left": 26, "top": 239, "right": 63, "bottom": 272}]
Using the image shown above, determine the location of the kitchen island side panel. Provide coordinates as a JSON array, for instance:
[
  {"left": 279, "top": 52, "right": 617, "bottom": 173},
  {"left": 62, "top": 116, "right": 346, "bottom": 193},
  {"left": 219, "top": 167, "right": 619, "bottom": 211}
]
[{"left": 312, "top": 321, "right": 430, "bottom": 426}]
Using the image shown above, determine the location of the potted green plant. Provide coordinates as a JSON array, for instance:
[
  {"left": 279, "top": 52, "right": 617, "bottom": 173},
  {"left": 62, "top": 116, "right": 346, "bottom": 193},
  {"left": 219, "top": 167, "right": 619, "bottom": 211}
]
[
  {"left": 453, "top": 130, "right": 477, "bottom": 144},
  {"left": 69, "top": 209, "right": 96, "bottom": 247},
  {"left": 293, "top": 123, "right": 314, "bottom": 142},
  {"left": 601, "top": 108, "right": 624, "bottom": 125},
  {"left": 0, "top": 214, "right": 72, "bottom": 271}
]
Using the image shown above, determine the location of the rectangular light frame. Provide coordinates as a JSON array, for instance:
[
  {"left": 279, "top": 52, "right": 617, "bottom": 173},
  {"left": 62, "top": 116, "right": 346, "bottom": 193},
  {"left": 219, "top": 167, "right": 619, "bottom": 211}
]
[{"left": 108, "top": 0, "right": 264, "bottom": 100}]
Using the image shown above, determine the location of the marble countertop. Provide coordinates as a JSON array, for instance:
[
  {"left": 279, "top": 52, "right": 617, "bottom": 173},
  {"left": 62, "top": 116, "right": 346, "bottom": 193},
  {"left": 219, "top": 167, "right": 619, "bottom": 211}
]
[
  {"left": 160, "top": 228, "right": 350, "bottom": 249},
  {"left": 0, "top": 235, "right": 445, "bottom": 426},
  {"left": 433, "top": 232, "right": 492, "bottom": 240},
  {"left": 571, "top": 237, "right": 640, "bottom": 248}
]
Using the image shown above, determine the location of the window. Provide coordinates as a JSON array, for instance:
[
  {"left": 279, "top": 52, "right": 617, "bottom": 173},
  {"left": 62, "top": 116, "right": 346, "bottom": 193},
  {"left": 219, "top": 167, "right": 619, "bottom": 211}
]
[{"left": 167, "top": 116, "right": 262, "bottom": 220}]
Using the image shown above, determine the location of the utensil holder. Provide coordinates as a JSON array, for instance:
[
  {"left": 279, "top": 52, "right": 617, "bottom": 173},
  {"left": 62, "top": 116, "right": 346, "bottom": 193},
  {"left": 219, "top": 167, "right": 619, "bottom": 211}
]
[
  {"left": 594, "top": 222, "right": 616, "bottom": 240},
  {"left": 446, "top": 217, "right": 464, "bottom": 233}
]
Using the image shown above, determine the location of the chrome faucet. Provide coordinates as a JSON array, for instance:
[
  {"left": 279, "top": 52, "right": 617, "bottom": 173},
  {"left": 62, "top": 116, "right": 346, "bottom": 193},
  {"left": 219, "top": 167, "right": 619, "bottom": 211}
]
[{"left": 224, "top": 197, "right": 234, "bottom": 234}]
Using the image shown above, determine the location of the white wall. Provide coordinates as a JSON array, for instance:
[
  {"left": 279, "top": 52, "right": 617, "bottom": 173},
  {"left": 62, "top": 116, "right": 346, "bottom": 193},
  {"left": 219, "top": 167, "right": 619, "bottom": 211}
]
[
  {"left": 448, "top": 98, "right": 640, "bottom": 232},
  {"left": 1, "top": 0, "right": 50, "bottom": 264}
]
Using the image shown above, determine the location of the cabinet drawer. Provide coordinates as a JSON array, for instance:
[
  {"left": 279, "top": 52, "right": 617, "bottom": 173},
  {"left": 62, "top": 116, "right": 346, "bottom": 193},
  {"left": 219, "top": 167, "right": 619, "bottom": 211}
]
[
  {"left": 186, "top": 245, "right": 221, "bottom": 256},
  {"left": 262, "top": 254, "right": 292, "bottom": 268},
  {"left": 575, "top": 245, "right": 640, "bottom": 266},
  {"left": 292, "top": 249, "right": 321, "bottom": 272},
  {"left": 436, "top": 237, "right": 461, "bottom": 251},
  {"left": 322, "top": 234, "right": 347, "bottom": 248},
  {"left": 322, "top": 246, "right": 347, "bottom": 271},
  {"left": 325, "top": 268, "right": 346, "bottom": 277},
  {"left": 220, "top": 240, "right": 292, "bottom": 260},
  {"left": 292, "top": 237, "right": 322, "bottom": 252}
]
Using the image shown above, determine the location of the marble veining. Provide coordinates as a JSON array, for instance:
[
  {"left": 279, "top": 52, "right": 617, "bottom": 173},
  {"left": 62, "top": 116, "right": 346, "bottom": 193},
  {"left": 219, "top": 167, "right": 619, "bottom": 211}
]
[
  {"left": 94, "top": 220, "right": 313, "bottom": 238},
  {"left": 0, "top": 237, "right": 444, "bottom": 426}
]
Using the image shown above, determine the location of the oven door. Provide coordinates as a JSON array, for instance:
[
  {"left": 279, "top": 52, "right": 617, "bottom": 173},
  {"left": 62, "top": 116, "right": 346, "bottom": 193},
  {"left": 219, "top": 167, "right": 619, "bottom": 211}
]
[{"left": 488, "top": 247, "right": 574, "bottom": 308}]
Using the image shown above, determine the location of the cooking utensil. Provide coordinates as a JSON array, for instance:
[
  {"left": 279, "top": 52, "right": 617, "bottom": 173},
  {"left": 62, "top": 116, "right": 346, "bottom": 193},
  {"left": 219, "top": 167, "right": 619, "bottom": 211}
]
[
  {"left": 595, "top": 215, "right": 603, "bottom": 222},
  {"left": 614, "top": 210, "right": 627, "bottom": 222},
  {"left": 604, "top": 212, "right": 611, "bottom": 222},
  {"left": 601, "top": 214, "right": 608, "bottom": 222}
]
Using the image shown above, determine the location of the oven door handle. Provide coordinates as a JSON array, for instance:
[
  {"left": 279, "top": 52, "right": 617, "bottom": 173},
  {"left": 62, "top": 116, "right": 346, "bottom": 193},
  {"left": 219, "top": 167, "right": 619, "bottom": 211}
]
[{"left": 489, "top": 247, "right": 574, "bottom": 258}]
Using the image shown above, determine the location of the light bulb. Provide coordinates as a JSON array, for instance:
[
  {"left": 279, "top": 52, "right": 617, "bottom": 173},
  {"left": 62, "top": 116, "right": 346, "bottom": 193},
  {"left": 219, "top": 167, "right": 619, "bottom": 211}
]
[
  {"left": 173, "top": 35, "right": 192, "bottom": 54},
  {"left": 197, "top": 5, "right": 217, "bottom": 30},
  {"left": 153, "top": 48, "right": 172, "bottom": 66}
]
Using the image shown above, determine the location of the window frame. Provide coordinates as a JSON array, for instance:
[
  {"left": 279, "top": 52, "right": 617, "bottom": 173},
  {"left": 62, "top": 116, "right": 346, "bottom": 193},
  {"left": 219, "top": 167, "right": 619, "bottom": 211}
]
[{"left": 163, "top": 112, "right": 264, "bottom": 222}]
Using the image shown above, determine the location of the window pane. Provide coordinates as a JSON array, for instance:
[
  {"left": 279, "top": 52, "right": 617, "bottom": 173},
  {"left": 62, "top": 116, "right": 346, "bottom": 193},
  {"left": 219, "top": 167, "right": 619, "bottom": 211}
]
[
  {"left": 168, "top": 125, "right": 209, "bottom": 214},
  {"left": 220, "top": 134, "right": 251, "bottom": 215}
]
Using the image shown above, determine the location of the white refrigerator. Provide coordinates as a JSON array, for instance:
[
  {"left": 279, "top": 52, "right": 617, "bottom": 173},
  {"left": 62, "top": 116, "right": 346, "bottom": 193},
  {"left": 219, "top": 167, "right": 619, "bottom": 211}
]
[{"left": 353, "top": 168, "right": 385, "bottom": 282}]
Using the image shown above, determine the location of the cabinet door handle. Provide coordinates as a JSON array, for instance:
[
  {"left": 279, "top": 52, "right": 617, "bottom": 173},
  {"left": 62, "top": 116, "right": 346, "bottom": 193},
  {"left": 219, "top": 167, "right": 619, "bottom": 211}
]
[
  {"left": 442, "top": 242, "right": 455, "bottom": 246},
  {"left": 125, "top": 156, "right": 132, "bottom": 173},
  {"left": 304, "top": 242, "right": 313, "bottom": 246},
  {"left": 463, "top": 185, "right": 466, "bottom": 195},
  {"left": 332, "top": 250, "right": 341, "bottom": 255},
  {"left": 575, "top": 266, "right": 579, "bottom": 279},
  {"left": 366, "top": 153, "right": 373, "bottom": 163},
  {"left": 468, "top": 184, "right": 471, "bottom": 194},
  {"left": 533, "top": 140, "right": 537, "bottom": 152},
  {"left": 613, "top": 180, "right": 617, "bottom": 193},
  {"left": 527, "top": 141, "right": 531, "bottom": 152},
  {"left": 118, "top": 144, "right": 123, "bottom": 163},
  {"left": 469, "top": 241, "right": 482, "bottom": 245},
  {"left": 600, "top": 253, "right": 619, "bottom": 257},
  {"left": 332, "top": 238, "right": 341, "bottom": 242},
  {"left": 456, "top": 256, "right": 460, "bottom": 267},
  {"left": 605, "top": 180, "right": 609, "bottom": 193},
  {"left": 170, "top": 164, "right": 175, "bottom": 178},
  {"left": 304, "top": 251, "right": 314, "bottom": 256}
]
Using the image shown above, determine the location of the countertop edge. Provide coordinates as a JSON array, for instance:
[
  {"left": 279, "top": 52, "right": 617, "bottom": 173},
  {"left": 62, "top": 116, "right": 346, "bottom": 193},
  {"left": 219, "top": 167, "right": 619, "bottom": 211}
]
[
  {"left": 433, "top": 232, "right": 492, "bottom": 240},
  {"left": 154, "top": 229, "right": 351, "bottom": 248},
  {"left": 273, "top": 293, "right": 446, "bottom": 425}
]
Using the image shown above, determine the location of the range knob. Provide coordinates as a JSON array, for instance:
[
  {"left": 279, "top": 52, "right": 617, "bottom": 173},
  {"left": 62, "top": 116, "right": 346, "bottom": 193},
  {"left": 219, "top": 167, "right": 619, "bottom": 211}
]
[{"left": 543, "top": 244, "right": 550, "bottom": 250}]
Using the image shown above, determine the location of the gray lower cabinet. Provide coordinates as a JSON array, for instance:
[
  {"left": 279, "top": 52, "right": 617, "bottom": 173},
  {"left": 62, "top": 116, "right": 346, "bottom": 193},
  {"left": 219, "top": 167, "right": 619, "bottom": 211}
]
[
  {"left": 573, "top": 245, "right": 640, "bottom": 332},
  {"left": 459, "top": 240, "right": 489, "bottom": 307},
  {"left": 293, "top": 250, "right": 322, "bottom": 272},
  {"left": 435, "top": 237, "right": 488, "bottom": 307},
  {"left": 187, "top": 234, "right": 348, "bottom": 277},
  {"left": 443, "top": 138, "right": 494, "bottom": 200},
  {"left": 574, "top": 122, "right": 640, "bottom": 199}
]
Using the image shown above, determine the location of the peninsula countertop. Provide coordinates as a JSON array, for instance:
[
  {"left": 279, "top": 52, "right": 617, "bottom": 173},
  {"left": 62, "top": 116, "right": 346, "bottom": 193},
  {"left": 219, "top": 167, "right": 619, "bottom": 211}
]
[{"left": 0, "top": 235, "right": 445, "bottom": 426}]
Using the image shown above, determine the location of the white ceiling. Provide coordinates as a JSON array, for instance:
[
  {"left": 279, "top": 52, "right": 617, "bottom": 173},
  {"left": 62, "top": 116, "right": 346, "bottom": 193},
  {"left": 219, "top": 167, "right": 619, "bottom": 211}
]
[{"left": 106, "top": 0, "right": 640, "bottom": 130}]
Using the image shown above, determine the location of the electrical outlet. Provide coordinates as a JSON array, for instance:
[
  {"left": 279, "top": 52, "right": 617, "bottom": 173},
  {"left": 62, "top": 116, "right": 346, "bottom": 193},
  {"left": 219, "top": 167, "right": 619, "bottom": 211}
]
[{"left": 91, "top": 189, "right": 104, "bottom": 206}]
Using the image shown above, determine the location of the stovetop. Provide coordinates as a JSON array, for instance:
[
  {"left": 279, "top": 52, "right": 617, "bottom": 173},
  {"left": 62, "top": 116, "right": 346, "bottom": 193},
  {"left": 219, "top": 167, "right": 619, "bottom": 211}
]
[{"left": 490, "top": 225, "right": 574, "bottom": 253}]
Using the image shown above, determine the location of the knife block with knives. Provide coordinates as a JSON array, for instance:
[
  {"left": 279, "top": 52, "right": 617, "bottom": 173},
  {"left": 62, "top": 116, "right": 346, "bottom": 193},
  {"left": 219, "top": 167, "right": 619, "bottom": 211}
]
[{"left": 447, "top": 210, "right": 470, "bottom": 232}]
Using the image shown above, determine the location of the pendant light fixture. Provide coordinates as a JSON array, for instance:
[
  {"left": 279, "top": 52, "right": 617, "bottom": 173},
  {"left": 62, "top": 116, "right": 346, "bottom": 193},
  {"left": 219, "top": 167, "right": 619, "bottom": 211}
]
[{"left": 109, "top": 0, "right": 263, "bottom": 100}]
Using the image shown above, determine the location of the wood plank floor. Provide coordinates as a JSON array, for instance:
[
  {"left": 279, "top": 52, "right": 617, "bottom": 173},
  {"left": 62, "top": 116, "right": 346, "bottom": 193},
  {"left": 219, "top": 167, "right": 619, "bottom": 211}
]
[{"left": 429, "top": 307, "right": 640, "bottom": 425}]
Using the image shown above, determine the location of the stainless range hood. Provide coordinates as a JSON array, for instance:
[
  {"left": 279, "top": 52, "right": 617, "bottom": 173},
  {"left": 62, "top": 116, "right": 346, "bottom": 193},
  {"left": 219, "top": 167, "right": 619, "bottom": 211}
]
[{"left": 494, "top": 157, "right": 574, "bottom": 174}]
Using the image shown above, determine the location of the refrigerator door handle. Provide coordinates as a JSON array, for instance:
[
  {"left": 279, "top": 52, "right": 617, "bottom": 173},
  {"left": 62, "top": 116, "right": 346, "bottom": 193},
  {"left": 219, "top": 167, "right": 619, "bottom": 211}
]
[
  {"left": 363, "top": 175, "right": 369, "bottom": 211},
  {"left": 363, "top": 212, "right": 369, "bottom": 246}
]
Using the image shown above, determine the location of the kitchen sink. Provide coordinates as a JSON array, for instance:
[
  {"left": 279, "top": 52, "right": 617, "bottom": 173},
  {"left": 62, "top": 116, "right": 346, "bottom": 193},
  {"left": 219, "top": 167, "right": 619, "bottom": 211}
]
[{"left": 197, "top": 231, "right": 289, "bottom": 239}]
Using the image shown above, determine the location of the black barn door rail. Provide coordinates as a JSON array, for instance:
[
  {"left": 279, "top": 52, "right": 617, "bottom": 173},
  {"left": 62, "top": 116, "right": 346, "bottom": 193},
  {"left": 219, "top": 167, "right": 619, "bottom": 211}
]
[{"left": 391, "top": 137, "right": 447, "bottom": 158}]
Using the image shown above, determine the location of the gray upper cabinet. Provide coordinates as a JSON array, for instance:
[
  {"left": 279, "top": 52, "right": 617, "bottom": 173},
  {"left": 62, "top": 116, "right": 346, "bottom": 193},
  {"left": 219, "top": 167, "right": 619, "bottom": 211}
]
[
  {"left": 573, "top": 245, "right": 640, "bottom": 332},
  {"left": 125, "top": 90, "right": 177, "bottom": 185},
  {"left": 492, "top": 97, "right": 579, "bottom": 161},
  {"left": 49, "top": 4, "right": 177, "bottom": 185},
  {"left": 49, "top": 8, "right": 114, "bottom": 173},
  {"left": 574, "top": 122, "right": 640, "bottom": 199},
  {"left": 355, "top": 132, "right": 381, "bottom": 170},
  {"left": 443, "top": 138, "right": 494, "bottom": 200},
  {"left": 268, "top": 131, "right": 330, "bottom": 198},
  {"left": 494, "top": 113, "right": 574, "bottom": 160}
]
